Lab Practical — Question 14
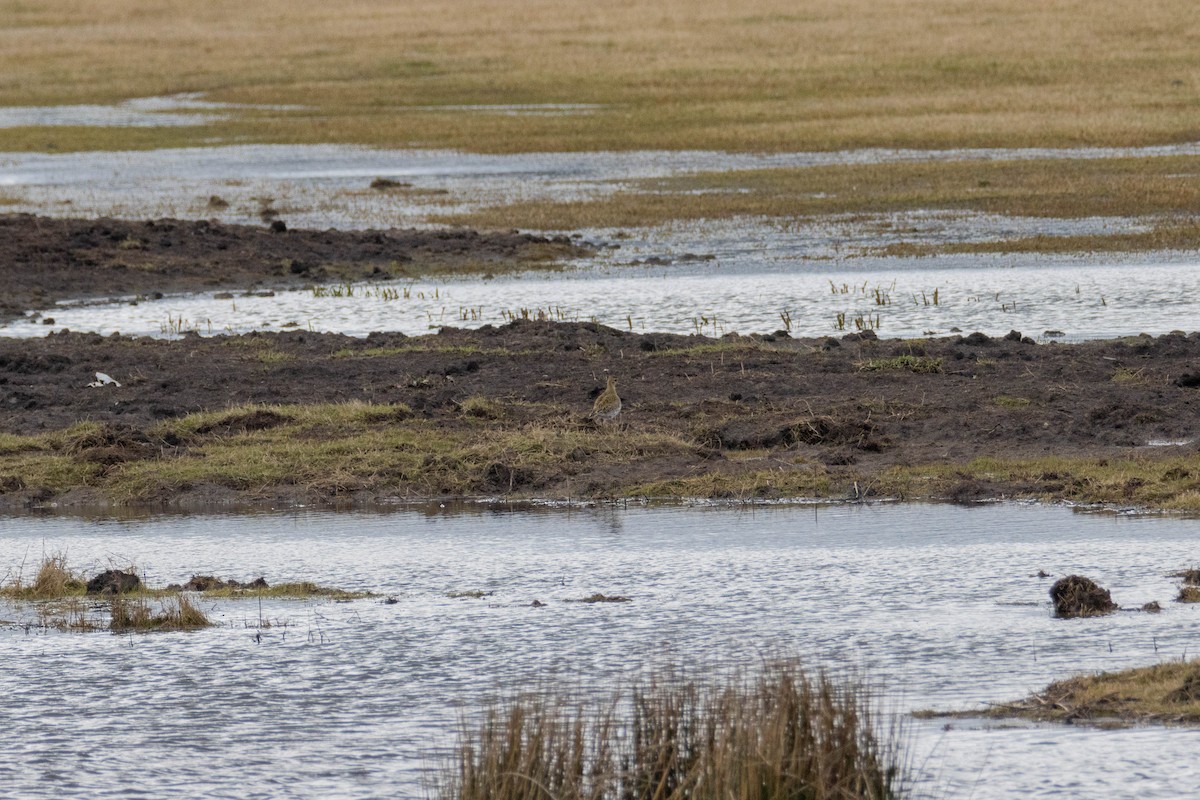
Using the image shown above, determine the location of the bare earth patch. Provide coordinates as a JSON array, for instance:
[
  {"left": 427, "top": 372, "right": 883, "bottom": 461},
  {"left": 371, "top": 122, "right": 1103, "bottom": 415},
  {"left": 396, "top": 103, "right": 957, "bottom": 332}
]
[{"left": 1, "top": 316, "right": 1199, "bottom": 509}]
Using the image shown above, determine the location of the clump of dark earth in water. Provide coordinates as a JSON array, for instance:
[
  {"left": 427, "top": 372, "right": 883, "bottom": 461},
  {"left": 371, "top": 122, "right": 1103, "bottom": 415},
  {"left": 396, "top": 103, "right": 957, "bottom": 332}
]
[
  {"left": 1050, "top": 575, "right": 1118, "bottom": 618},
  {"left": 86, "top": 569, "right": 142, "bottom": 595},
  {"left": 179, "top": 575, "right": 270, "bottom": 591}
]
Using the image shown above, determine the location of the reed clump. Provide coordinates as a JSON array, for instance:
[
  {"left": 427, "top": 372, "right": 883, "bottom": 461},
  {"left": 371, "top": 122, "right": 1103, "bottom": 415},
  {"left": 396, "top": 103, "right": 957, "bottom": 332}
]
[
  {"left": 0, "top": 552, "right": 86, "bottom": 600},
  {"left": 109, "top": 593, "right": 213, "bottom": 632},
  {"left": 441, "top": 662, "right": 905, "bottom": 800}
]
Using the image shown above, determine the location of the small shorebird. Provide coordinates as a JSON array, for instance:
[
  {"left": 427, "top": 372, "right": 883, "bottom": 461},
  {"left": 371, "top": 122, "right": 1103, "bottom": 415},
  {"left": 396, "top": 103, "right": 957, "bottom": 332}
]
[{"left": 590, "top": 376, "right": 621, "bottom": 421}]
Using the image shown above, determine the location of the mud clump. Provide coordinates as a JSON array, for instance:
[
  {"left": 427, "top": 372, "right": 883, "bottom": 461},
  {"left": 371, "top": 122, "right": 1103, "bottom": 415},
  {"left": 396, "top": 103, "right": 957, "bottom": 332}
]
[
  {"left": 1050, "top": 575, "right": 1117, "bottom": 618},
  {"left": 181, "top": 574, "right": 269, "bottom": 591},
  {"left": 86, "top": 569, "right": 142, "bottom": 595},
  {"left": 569, "top": 593, "right": 632, "bottom": 603}
]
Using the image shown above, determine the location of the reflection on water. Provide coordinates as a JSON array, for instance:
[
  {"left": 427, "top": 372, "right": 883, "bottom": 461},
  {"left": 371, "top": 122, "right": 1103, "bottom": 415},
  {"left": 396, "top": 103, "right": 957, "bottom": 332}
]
[
  {"left": 2, "top": 143, "right": 1198, "bottom": 343},
  {"left": 3, "top": 141, "right": 1200, "bottom": 229},
  {"left": 0, "top": 94, "right": 303, "bottom": 129},
  {"left": 5, "top": 251, "right": 1198, "bottom": 341},
  {"left": 2, "top": 501, "right": 1200, "bottom": 798}
]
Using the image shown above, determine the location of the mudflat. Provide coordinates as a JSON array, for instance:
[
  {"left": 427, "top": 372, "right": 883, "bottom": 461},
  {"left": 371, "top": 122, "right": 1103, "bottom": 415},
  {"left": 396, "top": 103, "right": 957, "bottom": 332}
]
[
  {"left": 0, "top": 213, "right": 588, "bottom": 323},
  {"left": 2, "top": 306, "right": 1198, "bottom": 509}
]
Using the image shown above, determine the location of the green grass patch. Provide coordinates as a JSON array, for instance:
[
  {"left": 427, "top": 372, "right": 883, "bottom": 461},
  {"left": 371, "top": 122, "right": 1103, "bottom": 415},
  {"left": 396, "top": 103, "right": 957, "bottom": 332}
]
[
  {"left": 644, "top": 341, "right": 770, "bottom": 358},
  {"left": 857, "top": 355, "right": 943, "bottom": 374},
  {"left": 993, "top": 395, "right": 1032, "bottom": 408}
]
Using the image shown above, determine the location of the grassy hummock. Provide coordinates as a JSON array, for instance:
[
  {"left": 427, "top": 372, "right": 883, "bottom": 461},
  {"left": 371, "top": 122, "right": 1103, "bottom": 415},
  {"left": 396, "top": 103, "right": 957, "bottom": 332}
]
[{"left": 977, "top": 660, "right": 1200, "bottom": 725}]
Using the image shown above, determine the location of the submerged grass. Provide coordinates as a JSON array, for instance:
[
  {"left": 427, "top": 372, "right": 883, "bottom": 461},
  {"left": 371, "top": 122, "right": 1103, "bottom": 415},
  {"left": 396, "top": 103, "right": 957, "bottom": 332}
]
[
  {"left": 109, "top": 593, "right": 212, "bottom": 632},
  {"left": 875, "top": 455, "right": 1200, "bottom": 511},
  {"left": 441, "top": 660, "right": 905, "bottom": 800}
]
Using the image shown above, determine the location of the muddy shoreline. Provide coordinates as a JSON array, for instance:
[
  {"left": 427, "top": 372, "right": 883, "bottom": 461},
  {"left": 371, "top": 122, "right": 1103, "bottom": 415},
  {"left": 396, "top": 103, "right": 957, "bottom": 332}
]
[
  {"left": 3, "top": 213, "right": 1199, "bottom": 511},
  {"left": 2, "top": 315, "right": 1199, "bottom": 510},
  {"left": 0, "top": 213, "right": 590, "bottom": 324}
]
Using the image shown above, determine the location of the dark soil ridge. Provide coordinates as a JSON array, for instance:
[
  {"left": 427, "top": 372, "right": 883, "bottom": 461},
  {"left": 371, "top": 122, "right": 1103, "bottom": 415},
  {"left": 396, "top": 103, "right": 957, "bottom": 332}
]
[
  {"left": 0, "top": 213, "right": 591, "bottom": 323},
  {"left": 2, "top": 321, "right": 1200, "bottom": 508}
]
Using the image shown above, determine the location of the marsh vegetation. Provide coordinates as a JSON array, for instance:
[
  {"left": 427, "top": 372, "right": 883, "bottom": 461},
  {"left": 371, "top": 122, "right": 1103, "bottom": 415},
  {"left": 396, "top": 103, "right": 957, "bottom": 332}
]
[
  {"left": 977, "top": 659, "right": 1200, "bottom": 726},
  {"left": 440, "top": 661, "right": 905, "bottom": 800},
  {"left": 2, "top": 324, "right": 1200, "bottom": 510}
]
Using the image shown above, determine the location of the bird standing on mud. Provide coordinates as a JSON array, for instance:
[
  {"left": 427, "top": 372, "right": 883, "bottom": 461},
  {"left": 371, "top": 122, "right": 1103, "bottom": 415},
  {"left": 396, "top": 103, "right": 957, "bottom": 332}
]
[{"left": 590, "top": 376, "right": 622, "bottom": 421}]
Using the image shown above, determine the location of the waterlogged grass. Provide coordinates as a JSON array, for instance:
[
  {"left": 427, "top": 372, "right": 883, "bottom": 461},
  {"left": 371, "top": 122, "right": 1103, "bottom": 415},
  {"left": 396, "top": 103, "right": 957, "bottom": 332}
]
[
  {"left": 873, "top": 220, "right": 1200, "bottom": 258},
  {"left": 436, "top": 156, "right": 1200, "bottom": 233},
  {"left": 1, "top": 0, "right": 1198, "bottom": 155},
  {"left": 976, "top": 659, "right": 1200, "bottom": 725},
  {"left": 109, "top": 593, "right": 212, "bottom": 632},
  {"left": 198, "top": 581, "right": 370, "bottom": 600},
  {"left": 442, "top": 660, "right": 905, "bottom": 800}
]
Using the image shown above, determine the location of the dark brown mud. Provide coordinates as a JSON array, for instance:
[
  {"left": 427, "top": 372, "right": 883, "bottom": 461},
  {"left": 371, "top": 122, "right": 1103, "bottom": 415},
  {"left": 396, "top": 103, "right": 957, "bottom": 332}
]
[{"left": 0, "top": 213, "right": 590, "bottom": 323}]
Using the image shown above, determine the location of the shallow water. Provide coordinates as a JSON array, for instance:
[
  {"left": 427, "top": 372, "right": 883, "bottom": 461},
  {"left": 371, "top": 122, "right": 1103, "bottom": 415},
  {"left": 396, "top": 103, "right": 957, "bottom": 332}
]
[
  {"left": 6, "top": 249, "right": 1198, "bottom": 341},
  {"left": 3, "top": 141, "right": 1200, "bottom": 229},
  {"left": 0, "top": 94, "right": 301, "bottom": 129},
  {"left": 3, "top": 142, "right": 1199, "bottom": 341},
  {"left": 3, "top": 502, "right": 1200, "bottom": 798}
]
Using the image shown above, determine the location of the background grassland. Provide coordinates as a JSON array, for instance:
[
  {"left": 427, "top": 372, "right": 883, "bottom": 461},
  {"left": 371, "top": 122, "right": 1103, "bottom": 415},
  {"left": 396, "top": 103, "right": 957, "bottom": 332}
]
[{"left": 0, "top": 0, "right": 1197, "bottom": 153}]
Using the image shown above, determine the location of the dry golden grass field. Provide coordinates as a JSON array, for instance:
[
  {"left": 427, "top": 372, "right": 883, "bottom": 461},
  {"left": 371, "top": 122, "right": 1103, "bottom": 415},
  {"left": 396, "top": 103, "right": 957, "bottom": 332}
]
[
  {"left": 1, "top": 1, "right": 1198, "bottom": 248},
  {"left": 1, "top": 0, "right": 1197, "bottom": 154}
]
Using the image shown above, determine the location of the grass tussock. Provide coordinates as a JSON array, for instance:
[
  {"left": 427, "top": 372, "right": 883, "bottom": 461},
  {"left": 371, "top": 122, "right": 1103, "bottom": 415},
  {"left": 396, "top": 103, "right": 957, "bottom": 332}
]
[
  {"left": 441, "top": 661, "right": 904, "bottom": 800},
  {"left": 1177, "top": 586, "right": 1200, "bottom": 603},
  {"left": 0, "top": 552, "right": 86, "bottom": 600},
  {"left": 109, "top": 593, "right": 213, "bottom": 632},
  {"left": 983, "top": 659, "right": 1200, "bottom": 725}
]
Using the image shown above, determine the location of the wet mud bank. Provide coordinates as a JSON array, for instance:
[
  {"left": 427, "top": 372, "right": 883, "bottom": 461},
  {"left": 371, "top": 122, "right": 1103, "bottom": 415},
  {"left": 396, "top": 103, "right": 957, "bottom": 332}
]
[
  {"left": 0, "top": 213, "right": 590, "bottom": 324},
  {"left": 2, "top": 321, "right": 1199, "bottom": 509}
]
